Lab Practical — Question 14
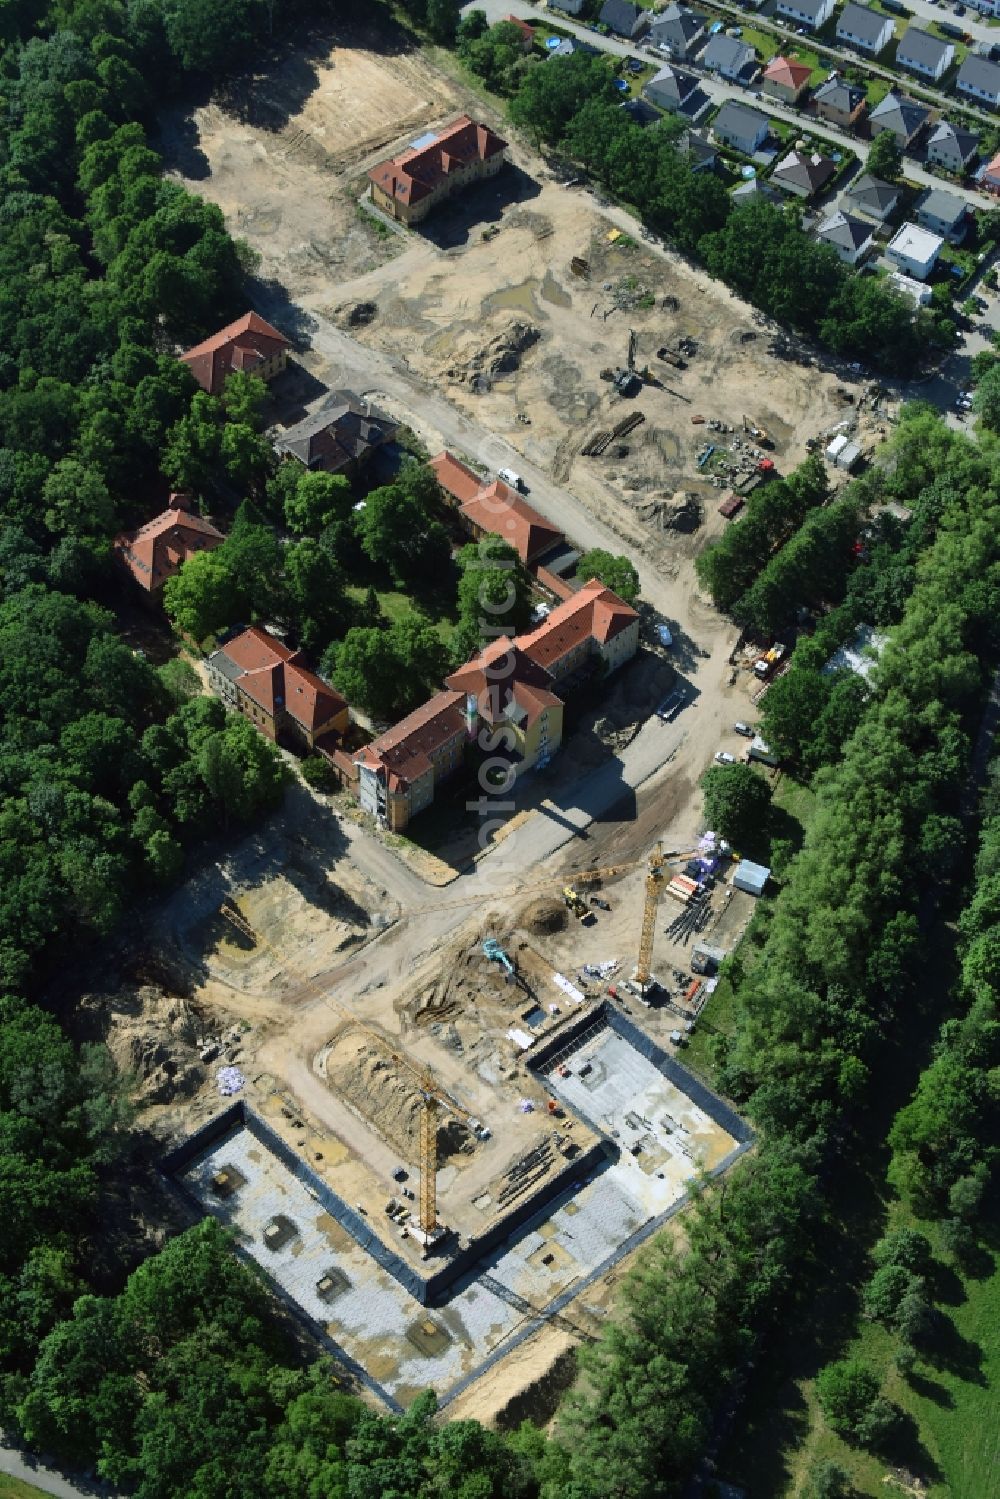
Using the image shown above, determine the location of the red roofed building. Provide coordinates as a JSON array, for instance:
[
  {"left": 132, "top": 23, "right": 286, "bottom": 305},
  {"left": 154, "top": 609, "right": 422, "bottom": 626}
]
[
  {"left": 983, "top": 151, "right": 1000, "bottom": 197},
  {"left": 354, "top": 690, "right": 467, "bottom": 829},
  {"left": 518, "top": 578, "right": 640, "bottom": 681},
  {"left": 207, "top": 626, "right": 349, "bottom": 750},
  {"left": 114, "top": 495, "right": 224, "bottom": 596},
  {"left": 180, "top": 312, "right": 291, "bottom": 396},
  {"left": 367, "top": 116, "right": 507, "bottom": 226},
  {"left": 761, "top": 56, "right": 813, "bottom": 105},
  {"left": 429, "top": 451, "right": 564, "bottom": 567},
  {"left": 503, "top": 13, "right": 535, "bottom": 50},
  {"left": 446, "top": 637, "right": 564, "bottom": 773}
]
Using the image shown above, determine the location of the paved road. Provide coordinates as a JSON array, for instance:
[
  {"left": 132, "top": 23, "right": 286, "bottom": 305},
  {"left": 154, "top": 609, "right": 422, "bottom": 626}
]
[
  {"left": 0, "top": 1444, "right": 114, "bottom": 1499},
  {"left": 478, "top": 0, "right": 999, "bottom": 209}
]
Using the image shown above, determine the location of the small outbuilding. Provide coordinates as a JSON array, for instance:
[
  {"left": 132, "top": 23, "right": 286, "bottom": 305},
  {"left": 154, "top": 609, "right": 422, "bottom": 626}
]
[{"left": 733, "top": 859, "right": 770, "bottom": 897}]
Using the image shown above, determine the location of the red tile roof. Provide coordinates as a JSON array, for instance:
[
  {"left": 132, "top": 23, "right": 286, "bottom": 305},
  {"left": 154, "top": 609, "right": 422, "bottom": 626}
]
[
  {"left": 217, "top": 627, "right": 346, "bottom": 734},
  {"left": 517, "top": 578, "right": 639, "bottom": 671},
  {"left": 446, "top": 638, "right": 562, "bottom": 729},
  {"left": 983, "top": 151, "right": 1000, "bottom": 186},
  {"left": 356, "top": 689, "right": 466, "bottom": 790},
  {"left": 368, "top": 116, "right": 507, "bottom": 209},
  {"left": 503, "top": 13, "right": 535, "bottom": 39},
  {"left": 180, "top": 312, "right": 290, "bottom": 396},
  {"left": 429, "top": 450, "right": 564, "bottom": 565},
  {"left": 763, "top": 55, "right": 812, "bottom": 90},
  {"left": 114, "top": 499, "right": 224, "bottom": 591}
]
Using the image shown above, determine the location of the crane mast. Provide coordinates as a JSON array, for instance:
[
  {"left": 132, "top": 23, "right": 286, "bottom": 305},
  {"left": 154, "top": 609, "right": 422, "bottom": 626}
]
[{"left": 635, "top": 844, "right": 666, "bottom": 990}]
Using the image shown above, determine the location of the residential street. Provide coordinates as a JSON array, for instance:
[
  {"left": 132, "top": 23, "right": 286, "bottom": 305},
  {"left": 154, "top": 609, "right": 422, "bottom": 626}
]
[{"left": 471, "top": 0, "right": 999, "bottom": 210}]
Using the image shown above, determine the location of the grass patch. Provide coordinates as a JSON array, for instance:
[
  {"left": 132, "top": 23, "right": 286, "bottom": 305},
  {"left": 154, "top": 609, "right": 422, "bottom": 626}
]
[
  {"left": 0, "top": 1478, "right": 52, "bottom": 1499},
  {"left": 788, "top": 46, "right": 831, "bottom": 87},
  {"left": 865, "top": 74, "right": 894, "bottom": 107},
  {"left": 738, "top": 24, "right": 783, "bottom": 62},
  {"left": 345, "top": 585, "right": 457, "bottom": 645}
]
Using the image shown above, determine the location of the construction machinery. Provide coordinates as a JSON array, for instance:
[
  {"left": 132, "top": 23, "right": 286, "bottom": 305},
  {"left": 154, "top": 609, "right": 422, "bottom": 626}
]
[
  {"left": 482, "top": 937, "right": 515, "bottom": 982},
  {"left": 563, "top": 886, "right": 589, "bottom": 919},
  {"left": 742, "top": 414, "right": 771, "bottom": 447},
  {"left": 218, "top": 902, "right": 477, "bottom": 1251}
]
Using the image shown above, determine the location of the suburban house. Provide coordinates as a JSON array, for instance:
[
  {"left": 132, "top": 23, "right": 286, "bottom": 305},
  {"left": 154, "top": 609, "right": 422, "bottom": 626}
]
[
  {"left": 179, "top": 312, "right": 290, "bottom": 396},
  {"left": 890, "top": 271, "right": 933, "bottom": 307},
  {"left": 896, "top": 26, "right": 954, "bottom": 82},
  {"left": 712, "top": 100, "right": 771, "bottom": 155},
  {"left": 274, "top": 391, "right": 397, "bottom": 475},
  {"left": 367, "top": 116, "right": 507, "bottom": 225},
  {"left": 676, "top": 127, "right": 718, "bottom": 172},
  {"left": 445, "top": 639, "right": 565, "bottom": 775},
  {"left": 869, "top": 90, "right": 930, "bottom": 148},
  {"left": 775, "top": 0, "right": 835, "bottom": 30},
  {"left": 761, "top": 55, "right": 813, "bottom": 104},
  {"left": 814, "top": 210, "right": 876, "bottom": 264},
  {"left": 648, "top": 5, "right": 706, "bottom": 59},
  {"left": 926, "top": 119, "right": 979, "bottom": 173},
  {"left": 843, "top": 172, "right": 901, "bottom": 221},
  {"left": 501, "top": 14, "right": 534, "bottom": 50},
  {"left": 620, "top": 98, "right": 663, "bottom": 127},
  {"left": 885, "top": 221, "right": 945, "bottom": 280},
  {"left": 915, "top": 187, "right": 968, "bottom": 244},
  {"left": 812, "top": 75, "right": 867, "bottom": 128},
  {"left": 772, "top": 148, "right": 836, "bottom": 198},
  {"left": 354, "top": 578, "right": 640, "bottom": 829},
  {"left": 835, "top": 3, "right": 894, "bottom": 55},
  {"left": 548, "top": 0, "right": 585, "bottom": 13},
  {"left": 956, "top": 54, "right": 1000, "bottom": 107},
  {"left": 702, "top": 34, "right": 757, "bottom": 83},
  {"left": 355, "top": 691, "right": 467, "bottom": 830},
  {"left": 732, "top": 176, "right": 785, "bottom": 206},
  {"left": 114, "top": 495, "right": 224, "bottom": 597},
  {"left": 429, "top": 451, "right": 564, "bottom": 567},
  {"left": 982, "top": 150, "right": 1000, "bottom": 195},
  {"left": 546, "top": 37, "right": 597, "bottom": 59},
  {"left": 207, "top": 627, "right": 349, "bottom": 751},
  {"left": 599, "top": 0, "right": 650, "bottom": 37},
  {"left": 643, "top": 64, "right": 712, "bottom": 120}
]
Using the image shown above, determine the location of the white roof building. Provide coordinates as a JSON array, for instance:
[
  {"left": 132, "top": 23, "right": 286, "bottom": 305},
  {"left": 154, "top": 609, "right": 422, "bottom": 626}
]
[{"left": 885, "top": 222, "right": 944, "bottom": 281}]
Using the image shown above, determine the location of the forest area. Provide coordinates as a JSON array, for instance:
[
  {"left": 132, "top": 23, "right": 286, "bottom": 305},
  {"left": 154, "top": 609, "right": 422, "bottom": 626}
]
[{"left": 0, "top": 0, "right": 998, "bottom": 1494}]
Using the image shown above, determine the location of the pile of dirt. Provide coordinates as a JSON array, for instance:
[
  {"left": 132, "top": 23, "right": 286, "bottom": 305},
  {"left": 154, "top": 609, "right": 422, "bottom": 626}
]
[
  {"left": 442, "top": 319, "right": 540, "bottom": 388},
  {"left": 96, "top": 985, "right": 207, "bottom": 1106},
  {"left": 325, "top": 1030, "right": 473, "bottom": 1162},
  {"left": 522, "top": 897, "right": 568, "bottom": 936}
]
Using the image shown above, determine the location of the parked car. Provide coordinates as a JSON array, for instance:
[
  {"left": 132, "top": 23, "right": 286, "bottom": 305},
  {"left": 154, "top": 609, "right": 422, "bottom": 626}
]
[
  {"left": 714, "top": 750, "right": 736, "bottom": 764},
  {"left": 734, "top": 720, "right": 753, "bottom": 737},
  {"left": 498, "top": 467, "right": 524, "bottom": 491}
]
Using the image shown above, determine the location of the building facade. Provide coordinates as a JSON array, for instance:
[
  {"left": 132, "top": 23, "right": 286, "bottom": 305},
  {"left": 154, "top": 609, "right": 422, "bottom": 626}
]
[
  {"left": 368, "top": 117, "right": 507, "bottom": 226},
  {"left": 207, "top": 627, "right": 349, "bottom": 750}
]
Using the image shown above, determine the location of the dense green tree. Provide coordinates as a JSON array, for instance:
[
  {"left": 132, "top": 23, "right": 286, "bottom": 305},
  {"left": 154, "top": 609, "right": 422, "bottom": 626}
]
[
  {"left": 866, "top": 131, "right": 903, "bottom": 181},
  {"left": 283, "top": 472, "right": 352, "bottom": 536},
  {"left": 575, "top": 549, "right": 640, "bottom": 605},
  {"left": 815, "top": 1360, "right": 880, "bottom": 1442},
  {"left": 357, "top": 480, "right": 451, "bottom": 590},
  {"left": 700, "top": 762, "right": 772, "bottom": 847},
  {"left": 453, "top": 536, "right": 533, "bottom": 660},
  {"left": 972, "top": 361, "right": 1000, "bottom": 433},
  {"left": 328, "top": 614, "right": 448, "bottom": 721}
]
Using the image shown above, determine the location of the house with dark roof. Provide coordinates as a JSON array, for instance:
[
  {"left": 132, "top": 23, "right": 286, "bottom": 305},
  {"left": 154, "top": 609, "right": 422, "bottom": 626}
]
[
  {"left": 957, "top": 54, "right": 1000, "bottom": 107},
  {"left": 114, "top": 496, "right": 224, "bottom": 597},
  {"left": 179, "top": 312, "right": 290, "bottom": 396},
  {"left": 844, "top": 172, "right": 901, "bottom": 220},
  {"left": 275, "top": 392, "right": 397, "bottom": 475},
  {"left": 869, "top": 90, "right": 930, "bottom": 148},
  {"left": 546, "top": 36, "right": 597, "bottom": 60},
  {"left": 732, "top": 176, "right": 785, "bottom": 206},
  {"left": 815, "top": 210, "right": 876, "bottom": 264},
  {"left": 812, "top": 75, "right": 867, "bottom": 128},
  {"left": 643, "top": 64, "right": 712, "bottom": 120},
  {"left": 915, "top": 187, "right": 968, "bottom": 244},
  {"left": 648, "top": 5, "right": 706, "bottom": 59},
  {"left": 775, "top": 0, "right": 835, "bottom": 30},
  {"left": 548, "top": 0, "right": 585, "bottom": 14},
  {"left": 367, "top": 116, "right": 507, "bottom": 225},
  {"left": 620, "top": 97, "right": 663, "bottom": 127},
  {"left": 207, "top": 627, "right": 349, "bottom": 750},
  {"left": 599, "top": 0, "right": 650, "bottom": 37},
  {"left": 703, "top": 34, "right": 757, "bottom": 83},
  {"left": 772, "top": 148, "right": 836, "bottom": 198},
  {"left": 926, "top": 120, "right": 979, "bottom": 173},
  {"left": 712, "top": 100, "right": 771, "bottom": 154},
  {"left": 429, "top": 451, "right": 564, "bottom": 567},
  {"left": 896, "top": 26, "right": 954, "bottom": 82},
  {"left": 836, "top": 2, "right": 894, "bottom": 55},
  {"left": 761, "top": 55, "right": 812, "bottom": 104},
  {"left": 676, "top": 127, "right": 718, "bottom": 173}
]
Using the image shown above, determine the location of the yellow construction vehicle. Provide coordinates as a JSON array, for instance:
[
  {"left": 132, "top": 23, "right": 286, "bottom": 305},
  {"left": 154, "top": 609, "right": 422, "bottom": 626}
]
[{"left": 563, "top": 886, "right": 589, "bottom": 919}]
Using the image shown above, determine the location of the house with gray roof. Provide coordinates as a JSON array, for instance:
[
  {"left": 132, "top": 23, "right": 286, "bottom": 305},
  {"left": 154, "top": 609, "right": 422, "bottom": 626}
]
[
  {"left": 815, "top": 210, "right": 876, "bottom": 264},
  {"left": 836, "top": 3, "right": 894, "bottom": 55},
  {"left": 732, "top": 176, "right": 784, "bottom": 207},
  {"left": 775, "top": 0, "right": 835, "bottom": 29},
  {"left": 547, "top": 0, "right": 586, "bottom": 14},
  {"left": 843, "top": 173, "right": 901, "bottom": 221},
  {"left": 598, "top": 0, "right": 650, "bottom": 38},
  {"left": 546, "top": 37, "right": 598, "bottom": 60},
  {"left": 772, "top": 148, "right": 836, "bottom": 198},
  {"left": 869, "top": 89, "right": 930, "bottom": 148},
  {"left": 956, "top": 54, "right": 1000, "bottom": 107},
  {"left": 896, "top": 26, "right": 954, "bottom": 82},
  {"left": 620, "top": 97, "right": 663, "bottom": 127},
  {"left": 648, "top": 5, "right": 706, "bottom": 60},
  {"left": 926, "top": 120, "right": 979, "bottom": 174},
  {"left": 643, "top": 64, "right": 712, "bottom": 120},
  {"left": 703, "top": 33, "right": 757, "bottom": 82},
  {"left": 915, "top": 187, "right": 969, "bottom": 244},
  {"left": 274, "top": 391, "right": 397, "bottom": 474},
  {"left": 712, "top": 100, "right": 771, "bottom": 155},
  {"left": 813, "top": 75, "right": 867, "bottom": 128},
  {"left": 676, "top": 128, "right": 718, "bottom": 172}
]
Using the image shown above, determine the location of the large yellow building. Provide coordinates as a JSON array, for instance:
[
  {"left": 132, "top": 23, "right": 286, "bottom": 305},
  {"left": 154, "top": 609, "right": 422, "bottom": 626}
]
[{"left": 367, "top": 116, "right": 507, "bottom": 227}]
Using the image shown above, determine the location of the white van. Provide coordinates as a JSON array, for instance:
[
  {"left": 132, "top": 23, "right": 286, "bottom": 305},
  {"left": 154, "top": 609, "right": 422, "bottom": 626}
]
[{"left": 498, "top": 468, "right": 524, "bottom": 491}]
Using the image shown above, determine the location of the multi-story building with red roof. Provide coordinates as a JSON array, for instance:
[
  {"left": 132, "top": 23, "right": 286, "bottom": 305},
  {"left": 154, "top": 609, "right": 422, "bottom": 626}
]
[
  {"left": 367, "top": 116, "right": 507, "bottom": 226},
  {"left": 180, "top": 312, "right": 291, "bottom": 396},
  {"left": 207, "top": 626, "right": 349, "bottom": 751},
  {"left": 114, "top": 495, "right": 224, "bottom": 596}
]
